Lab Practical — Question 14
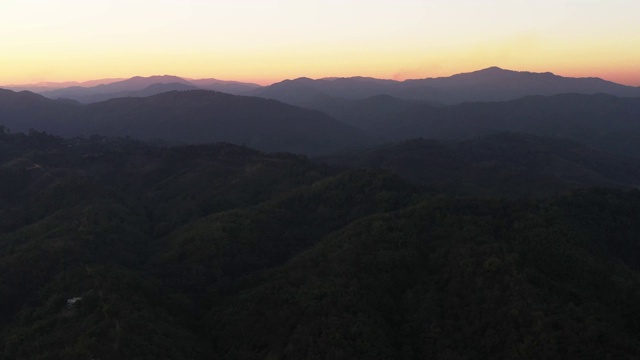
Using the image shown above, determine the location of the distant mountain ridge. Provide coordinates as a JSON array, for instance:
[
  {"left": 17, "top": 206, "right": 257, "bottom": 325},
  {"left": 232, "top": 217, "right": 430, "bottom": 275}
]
[
  {"left": 3, "top": 67, "right": 640, "bottom": 157},
  {"left": 251, "top": 67, "right": 640, "bottom": 106},
  {"left": 8, "top": 75, "right": 262, "bottom": 103},
  {"left": 4, "top": 66, "right": 638, "bottom": 105},
  {"left": 1, "top": 78, "right": 125, "bottom": 93},
  {"left": 57, "top": 82, "right": 201, "bottom": 104},
  {"left": 2, "top": 88, "right": 640, "bottom": 156},
  {"left": 376, "top": 93, "right": 640, "bottom": 156},
  {"left": 0, "top": 89, "right": 362, "bottom": 155}
]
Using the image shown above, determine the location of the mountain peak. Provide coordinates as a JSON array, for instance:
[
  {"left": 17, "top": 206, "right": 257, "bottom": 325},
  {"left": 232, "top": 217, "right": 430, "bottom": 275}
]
[
  {"left": 479, "top": 66, "right": 506, "bottom": 72},
  {"left": 471, "top": 67, "right": 559, "bottom": 78},
  {"left": 470, "top": 66, "right": 517, "bottom": 76},
  {"left": 271, "top": 77, "right": 317, "bottom": 86}
]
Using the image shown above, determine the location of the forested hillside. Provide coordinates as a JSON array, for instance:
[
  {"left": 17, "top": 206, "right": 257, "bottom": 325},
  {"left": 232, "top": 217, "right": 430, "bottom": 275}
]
[
  {"left": 2, "top": 129, "right": 640, "bottom": 359},
  {"left": 324, "top": 133, "right": 640, "bottom": 197}
]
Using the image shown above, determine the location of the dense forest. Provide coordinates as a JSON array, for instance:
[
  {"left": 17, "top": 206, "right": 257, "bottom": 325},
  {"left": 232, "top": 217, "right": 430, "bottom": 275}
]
[{"left": 2, "top": 128, "right": 640, "bottom": 359}]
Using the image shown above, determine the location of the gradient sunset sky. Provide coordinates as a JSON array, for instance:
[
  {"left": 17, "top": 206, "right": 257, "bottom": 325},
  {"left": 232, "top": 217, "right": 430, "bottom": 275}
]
[{"left": 1, "top": 0, "right": 639, "bottom": 86}]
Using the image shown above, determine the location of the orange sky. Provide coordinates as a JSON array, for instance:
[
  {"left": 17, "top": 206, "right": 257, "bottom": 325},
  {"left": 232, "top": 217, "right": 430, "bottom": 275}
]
[{"left": 1, "top": 0, "right": 638, "bottom": 86}]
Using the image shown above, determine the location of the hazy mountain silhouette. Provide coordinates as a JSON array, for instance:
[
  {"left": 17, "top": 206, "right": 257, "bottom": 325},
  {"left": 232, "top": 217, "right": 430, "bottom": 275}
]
[
  {"left": 93, "top": 75, "right": 191, "bottom": 93},
  {"left": 284, "top": 94, "right": 426, "bottom": 132},
  {"left": 282, "top": 91, "right": 640, "bottom": 158},
  {"left": 188, "top": 78, "right": 261, "bottom": 94},
  {"left": 251, "top": 67, "right": 640, "bottom": 106},
  {"left": 36, "top": 75, "right": 261, "bottom": 103},
  {"left": 79, "top": 91, "right": 363, "bottom": 154},
  {"left": 0, "top": 89, "right": 79, "bottom": 132},
  {"left": 1, "top": 78, "right": 125, "bottom": 93},
  {"left": 398, "top": 66, "right": 640, "bottom": 103},
  {"left": 40, "top": 75, "right": 193, "bottom": 102},
  {"left": 13, "top": 67, "right": 640, "bottom": 106},
  {"left": 0, "top": 89, "right": 362, "bottom": 154},
  {"left": 375, "top": 93, "right": 640, "bottom": 156},
  {"left": 325, "top": 132, "right": 640, "bottom": 197},
  {"left": 63, "top": 82, "right": 201, "bottom": 103},
  {"left": 4, "top": 87, "right": 640, "bottom": 156},
  {"left": 251, "top": 76, "right": 400, "bottom": 105}
]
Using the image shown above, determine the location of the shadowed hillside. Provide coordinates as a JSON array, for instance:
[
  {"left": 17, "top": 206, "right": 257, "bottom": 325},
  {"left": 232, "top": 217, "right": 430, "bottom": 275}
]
[
  {"left": 0, "top": 89, "right": 363, "bottom": 155},
  {"left": 324, "top": 133, "right": 640, "bottom": 197},
  {"left": 2, "top": 131, "right": 640, "bottom": 358},
  {"left": 1, "top": 131, "right": 640, "bottom": 358},
  {"left": 356, "top": 94, "right": 640, "bottom": 156}
]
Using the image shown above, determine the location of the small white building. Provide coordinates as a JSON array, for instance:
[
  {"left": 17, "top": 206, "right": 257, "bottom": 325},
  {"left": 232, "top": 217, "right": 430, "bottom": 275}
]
[{"left": 66, "top": 297, "right": 83, "bottom": 308}]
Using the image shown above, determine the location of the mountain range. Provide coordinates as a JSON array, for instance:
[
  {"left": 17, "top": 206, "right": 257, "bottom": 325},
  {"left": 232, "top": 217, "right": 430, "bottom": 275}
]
[
  {"left": 2, "top": 87, "right": 640, "bottom": 157},
  {"left": 2, "top": 78, "right": 125, "bottom": 93},
  {"left": 3, "top": 67, "right": 639, "bottom": 105},
  {"left": 32, "top": 75, "right": 261, "bottom": 103},
  {"left": 5, "top": 65, "right": 640, "bottom": 358},
  {"left": 369, "top": 93, "right": 640, "bottom": 156},
  {"left": 0, "top": 89, "right": 362, "bottom": 155},
  {"left": 4, "top": 67, "right": 639, "bottom": 157},
  {"left": 250, "top": 67, "right": 640, "bottom": 107}
]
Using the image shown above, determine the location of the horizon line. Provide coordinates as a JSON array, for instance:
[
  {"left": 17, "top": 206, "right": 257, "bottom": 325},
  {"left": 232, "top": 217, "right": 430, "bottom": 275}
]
[{"left": 2, "top": 66, "right": 639, "bottom": 88}]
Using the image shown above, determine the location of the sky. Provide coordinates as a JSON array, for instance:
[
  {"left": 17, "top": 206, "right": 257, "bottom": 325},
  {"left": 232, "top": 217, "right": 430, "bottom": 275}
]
[{"left": 1, "top": 0, "right": 639, "bottom": 86}]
